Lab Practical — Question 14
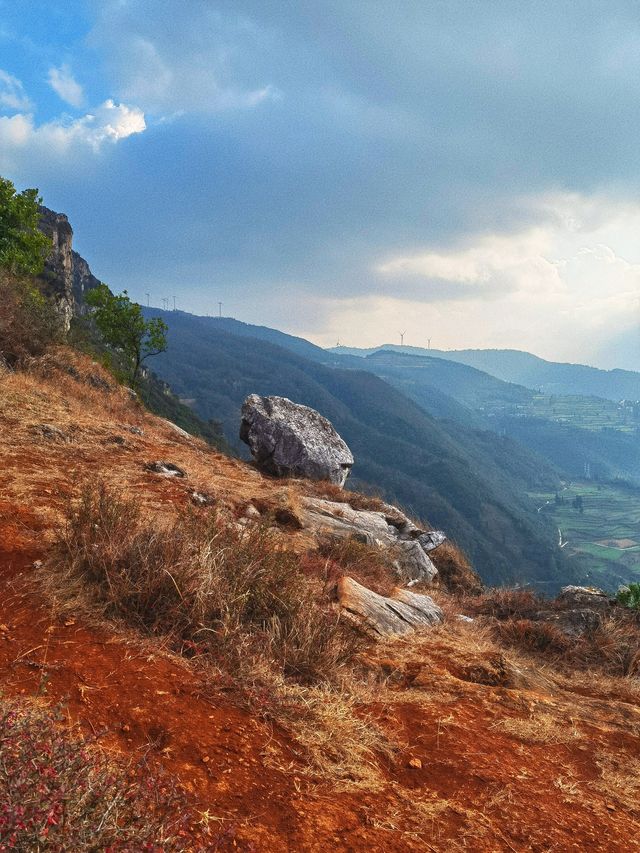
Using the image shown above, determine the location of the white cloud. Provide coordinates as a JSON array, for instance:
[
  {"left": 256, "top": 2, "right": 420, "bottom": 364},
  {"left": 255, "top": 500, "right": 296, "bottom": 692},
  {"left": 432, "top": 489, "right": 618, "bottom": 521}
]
[
  {"left": 0, "top": 100, "right": 146, "bottom": 172},
  {"left": 0, "top": 69, "right": 32, "bottom": 112},
  {"left": 300, "top": 192, "right": 640, "bottom": 364},
  {"left": 47, "top": 64, "right": 84, "bottom": 108}
]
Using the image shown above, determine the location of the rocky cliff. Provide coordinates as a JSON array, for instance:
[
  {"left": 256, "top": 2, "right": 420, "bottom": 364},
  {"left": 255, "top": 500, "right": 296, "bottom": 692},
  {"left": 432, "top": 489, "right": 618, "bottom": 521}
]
[{"left": 38, "top": 206, "right": 101, "bottom": 329}]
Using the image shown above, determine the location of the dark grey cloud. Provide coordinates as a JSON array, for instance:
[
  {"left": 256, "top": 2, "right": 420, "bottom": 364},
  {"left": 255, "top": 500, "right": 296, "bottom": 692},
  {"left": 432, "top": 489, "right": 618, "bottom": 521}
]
[{"left": 14, "top": 1, "right": 640, "bottom": 346}]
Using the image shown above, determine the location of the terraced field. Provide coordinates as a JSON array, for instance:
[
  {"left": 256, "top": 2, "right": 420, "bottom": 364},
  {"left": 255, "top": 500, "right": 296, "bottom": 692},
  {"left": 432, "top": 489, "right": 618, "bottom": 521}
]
[
  {"left": 527, "top": 394, "right": 639, "bottom": 433},
  {"left": 528, "top": 481, "right": 640, "bottom": 591}
]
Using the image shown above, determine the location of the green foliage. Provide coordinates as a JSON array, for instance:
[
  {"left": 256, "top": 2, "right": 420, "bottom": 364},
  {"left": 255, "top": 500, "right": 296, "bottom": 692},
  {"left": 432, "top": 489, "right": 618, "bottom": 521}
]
[
  {"left": 0, "top": 177, "right": 51, "bottom": 275},
  {"left": 85, "top": 284, "right": 167, "bottom": 383},
  {"left": 617, "top": 582, "right": 640, "bottom": 611}
]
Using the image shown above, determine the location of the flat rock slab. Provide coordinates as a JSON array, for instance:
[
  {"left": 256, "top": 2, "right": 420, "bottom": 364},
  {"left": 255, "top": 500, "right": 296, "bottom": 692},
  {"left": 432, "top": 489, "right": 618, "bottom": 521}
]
[
  {"left": 338, "top": 576, "right": 443, "bottom": 637},
  {"left": 304, "top": 497, "right": 440, "bottom": 583}
]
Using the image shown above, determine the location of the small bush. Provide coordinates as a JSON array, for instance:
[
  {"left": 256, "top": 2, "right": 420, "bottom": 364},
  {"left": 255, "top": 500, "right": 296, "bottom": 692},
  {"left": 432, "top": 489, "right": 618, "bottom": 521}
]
[
  {"left": 0, "top": 272, "right": 62, "bottom": 368},
  {"left": 466, "top": 587, "right": 543, "bottom": 620},
  {"left": 617, "top": 582, "right": 640, "bottom": 611},
  {"left": 0, "top": 694, "right": 189, "bottom": 851},
  {"left": 430, "top": 541, "right": 483, "bottom": 596},
  {"left": 47, "top": 483, "right": 359, "bottom": 685},
  {"left": 494, "top": 618, "right": 571, "bottom": 655}
]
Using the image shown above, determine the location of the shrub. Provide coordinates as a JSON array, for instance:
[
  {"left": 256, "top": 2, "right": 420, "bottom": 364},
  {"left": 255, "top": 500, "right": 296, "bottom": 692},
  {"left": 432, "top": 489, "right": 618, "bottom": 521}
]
[
  {"left": 47, "top": 483, "right": 359, "bottom": 684},
  {"left": 0, "top": 694, "right": 189, "bottom": 851},
  {"left": 494, "top": 618, "right": 571, "bottom": 655},
  {"left": 430, "top": 541, "right": 483, "bottom": 595},
  {"left": 616, "top": 582, "right": 640, "bottom": 611},
  {"left": 0, "top": 272, "right": 62, "bottom": 368}
]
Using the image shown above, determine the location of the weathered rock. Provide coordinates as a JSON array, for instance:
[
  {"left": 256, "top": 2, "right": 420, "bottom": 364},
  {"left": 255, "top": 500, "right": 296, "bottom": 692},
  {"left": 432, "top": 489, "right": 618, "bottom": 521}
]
[
  {"left": 35, "top": 424, "right": 68, "bottom": 442},
  {"left": 557, "top": 586, "right": 611, "bottom": 610},
  {"left": 337, "top": 576, "right": 443, "bottom": 636},
  {"left": 240, "top": 395, "right": 354, "bottom": 486},
  {"left": 144, "top": 461, "right": 186, "bottom": 478},
  {"left": 160, "top": 418, "right": 192, "bottom": 440},
  {"left": 303, "top": 497, "right": 440, "bottom": 583},
  {"left": 536, "top": 609, "right": 602, "bottom": 637},
  {"left": 38, "top": 207, "right": 74, "bottom": 331},
  {"left": 191, "top": 491, "right": 212, "bottom": 506}
]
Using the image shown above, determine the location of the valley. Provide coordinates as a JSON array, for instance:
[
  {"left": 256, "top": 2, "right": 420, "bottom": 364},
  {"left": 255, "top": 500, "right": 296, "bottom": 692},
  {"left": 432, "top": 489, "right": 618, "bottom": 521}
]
[{"left": 528, "top": 481, "right": 640, "bottom": 591}]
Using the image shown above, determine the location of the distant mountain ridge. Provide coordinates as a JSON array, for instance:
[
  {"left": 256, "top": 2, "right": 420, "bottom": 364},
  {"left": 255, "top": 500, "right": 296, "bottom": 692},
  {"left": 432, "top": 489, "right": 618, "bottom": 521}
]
[{"left": 331, "top": 345, "right": 640, "bottom": 402}]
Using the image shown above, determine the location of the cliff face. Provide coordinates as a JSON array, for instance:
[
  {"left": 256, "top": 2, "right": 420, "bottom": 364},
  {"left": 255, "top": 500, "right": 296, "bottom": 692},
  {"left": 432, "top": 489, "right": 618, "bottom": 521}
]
[
  {"left": 38, "top": 206, "right": 101, "bottom": 329},
  {"left": 71, "top": 249, "right": 101, "bottom": 312}
]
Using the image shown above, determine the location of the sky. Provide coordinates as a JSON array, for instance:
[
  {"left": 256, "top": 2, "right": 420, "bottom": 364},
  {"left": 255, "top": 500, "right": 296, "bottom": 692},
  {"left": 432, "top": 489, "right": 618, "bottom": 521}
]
[{"left": 1, "top": 1, "right": 639, "bottom": 370}]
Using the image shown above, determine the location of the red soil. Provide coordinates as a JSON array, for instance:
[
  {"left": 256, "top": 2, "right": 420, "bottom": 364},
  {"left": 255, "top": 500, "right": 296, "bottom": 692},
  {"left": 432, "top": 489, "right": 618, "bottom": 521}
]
[{"left": 1, "top": 355, "right": 639, "bottom": 851}]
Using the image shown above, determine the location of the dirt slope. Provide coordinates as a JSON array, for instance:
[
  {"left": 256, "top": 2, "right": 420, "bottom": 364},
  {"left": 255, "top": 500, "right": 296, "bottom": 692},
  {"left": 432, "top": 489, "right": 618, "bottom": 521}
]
[{"left": 1, "top": 351, "right": 639, "bottom": 852}]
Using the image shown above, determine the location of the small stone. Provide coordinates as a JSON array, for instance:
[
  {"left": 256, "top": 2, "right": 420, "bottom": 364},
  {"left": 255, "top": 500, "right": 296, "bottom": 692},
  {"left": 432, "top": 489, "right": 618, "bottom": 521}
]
[
  {"left": 243, "top": 503, "right": 261, "bottom": 519},
  {"left": 408, "top": 757, "right": 422, "bottom": 769},
  {"left": 144, "top": 461, "right": 186, "bottom": 478}
]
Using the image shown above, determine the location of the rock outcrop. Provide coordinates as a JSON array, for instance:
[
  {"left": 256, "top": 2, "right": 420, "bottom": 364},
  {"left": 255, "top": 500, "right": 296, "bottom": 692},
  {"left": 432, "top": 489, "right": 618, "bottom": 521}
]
[
  {"left": 303, "top": 496, "right": 444, "bottom": 583},
  {"left": 337, "top": 576, "right": 443, "bottom": 636},
  {"left": 38, "top": 206, "right": 101, "bottom": 329},
  {"left": 240, "top": 395, "right": 354, "bottom": 486},
  {"left": 38, "top": 207, "right": 74, "bottom": 330},
  {"left": 71, "top": 250, "right": 101, "bottom": 313}
]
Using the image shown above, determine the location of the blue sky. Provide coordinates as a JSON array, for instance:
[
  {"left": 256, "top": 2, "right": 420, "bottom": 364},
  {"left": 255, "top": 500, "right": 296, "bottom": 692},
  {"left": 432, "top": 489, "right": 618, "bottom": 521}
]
[{"left": 1, "top": 1, "right": 639, "bottom": 368}]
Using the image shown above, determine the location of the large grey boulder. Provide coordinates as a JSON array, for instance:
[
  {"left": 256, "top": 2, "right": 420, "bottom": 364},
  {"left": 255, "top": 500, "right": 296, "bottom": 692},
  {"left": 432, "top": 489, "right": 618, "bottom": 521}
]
[{"left": 240, "top": 395, "right": 354, "bottom": 487}]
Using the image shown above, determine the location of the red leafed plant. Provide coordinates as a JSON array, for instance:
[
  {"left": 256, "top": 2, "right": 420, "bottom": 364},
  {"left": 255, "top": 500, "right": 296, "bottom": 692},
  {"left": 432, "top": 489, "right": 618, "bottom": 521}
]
[{"left": 0, "top": 695, "right": 190, "bottom": 851}]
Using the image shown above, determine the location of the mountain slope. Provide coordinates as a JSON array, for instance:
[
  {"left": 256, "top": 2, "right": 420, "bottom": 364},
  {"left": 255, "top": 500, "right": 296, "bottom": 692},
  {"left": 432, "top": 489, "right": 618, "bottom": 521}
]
[
  {"left": 145, "top": 309, "right": 569, "bottom": 588},
  {"left": 329, "top": 348, "right": 640, "bottom": 484},
  {"left": 332, "top": 344, "right": 640, "bottom": 401}
]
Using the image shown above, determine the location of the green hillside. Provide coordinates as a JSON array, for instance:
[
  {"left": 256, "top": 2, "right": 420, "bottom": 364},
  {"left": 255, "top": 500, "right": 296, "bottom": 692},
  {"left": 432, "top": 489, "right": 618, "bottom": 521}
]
[{"left": 329, "top": 350, "right": 640, "bottom": 485}]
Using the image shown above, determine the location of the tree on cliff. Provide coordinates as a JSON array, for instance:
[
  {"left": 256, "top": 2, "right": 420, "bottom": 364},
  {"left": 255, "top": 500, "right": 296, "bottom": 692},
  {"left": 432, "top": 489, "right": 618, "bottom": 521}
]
[
  {"left": 0, "top": 177, "right": 51, "bottom": 275},
  {"left": 85, "top": 284, "right": 168, "bottom": 383}
]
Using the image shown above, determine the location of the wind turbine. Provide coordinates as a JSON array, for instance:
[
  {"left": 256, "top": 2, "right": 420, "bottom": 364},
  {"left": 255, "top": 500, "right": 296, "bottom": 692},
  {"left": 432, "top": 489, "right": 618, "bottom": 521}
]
[{"left": 399, "top": 331, "right": 406, "bottom": 347}]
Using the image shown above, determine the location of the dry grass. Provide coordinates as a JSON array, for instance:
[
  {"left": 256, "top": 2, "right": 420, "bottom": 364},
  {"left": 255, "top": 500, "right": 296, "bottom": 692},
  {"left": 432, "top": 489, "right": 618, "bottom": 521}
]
[
  {"left": 592, "top": 750, "right": 640, "bottom": 813},
  {"left": 494, "top": 618, "right": 572, "bottom": 655},
  {"left": 45, "top": 482, "right": 360, "bottom": 686},
  {"left": 465, "top": 587, "right": 544, "bottom": 620},
  {"left": 301, "top": 480, "right": 388, "bottom": 513},
  {"left": 493, "top": 711, "right": 582, "bottom": 744},
  {"left": 315, "top": 535, "right": 398, "bottom": 595},
  {"left": 430, "top": 541, "right": 483, "bottom": 595},
  {"left": 261, "top": 678, "right": 396, "bottom": 790}
]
